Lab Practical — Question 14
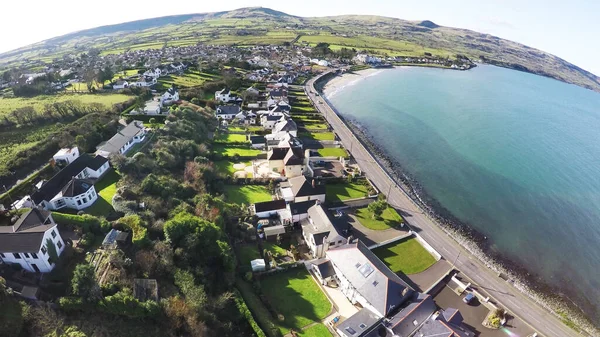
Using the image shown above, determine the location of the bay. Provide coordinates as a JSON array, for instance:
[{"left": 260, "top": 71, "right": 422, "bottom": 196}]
[{"left": 326, "top": 65, "right": 600, "bottom": 323}]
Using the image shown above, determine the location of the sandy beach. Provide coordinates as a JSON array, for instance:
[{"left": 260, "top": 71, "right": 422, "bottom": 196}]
[{"left": 322, "top": 68, "right": 385, "bottom": 99}]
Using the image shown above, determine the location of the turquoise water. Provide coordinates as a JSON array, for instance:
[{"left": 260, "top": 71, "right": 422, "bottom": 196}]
[{"left": 327, "top": 65, "right": 600, "bottom": 322}]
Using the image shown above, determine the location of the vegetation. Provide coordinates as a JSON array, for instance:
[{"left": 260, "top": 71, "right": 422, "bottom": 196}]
[
  {"left": 356, "top": 205, "right": 403, "bottom": 230},
  {"left": 224, "top": 185, "right": 272, "bottom": 204},
  {"left": 325, "top": 181, "right": 370, "bottom": 202},
  {"left": 299, "top": 132, "right": 335, "bottom": 141},
  {"left": 213, "top": 144, "right": 264, "bottom": 157},
  {"left": 259, "top": 268, "right": 331, "bottom": 334},
  {"left": 83, "top": 169, "right": 120, "bottom": 217},
  {"left": 237, "top": 243, "right": 288, "bottom": 268},
  {"left": 297, "top": 324, "right": 331, "bottom": 337},
  {"left": 214, "top": 160, "right": 252, "bottom": 176},
  {"left": 373, "top": 237, "right": 436, "bottom": 275}
]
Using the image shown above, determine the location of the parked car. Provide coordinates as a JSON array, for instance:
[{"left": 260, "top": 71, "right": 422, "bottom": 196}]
[{"left": 463, "top": 292, "right": 475, "bottom": 304}]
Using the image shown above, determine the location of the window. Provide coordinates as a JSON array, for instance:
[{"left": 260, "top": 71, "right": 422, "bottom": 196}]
[
  {"left": 51, "top": 230, "right": 57, "bottom": 238},
  {"left": 23, "top": 253, "right": 30, "bottom": 258},
  {"left": 13, "top": 253, "right": 21, "bottom": 259},
  {"left": 0, "top": 253, "right": 5, "bottom": 258},
  {"left": 57, "top": 241, "right": 63, "bottom": 249},
  {"left": 82, "top": 198, "right": 87, "bottom": 203},
  {"left": 41, "top": 246, "right": 47, "bottom": 255},
  {"left": 77, "top": 200, "right": 82, "bottom": 206},
  {"left": 31, "top": 253, "right": 38, "bottom": 259},
  {"left": 345, "top": 327, "right": 356, "bottom": 335}
]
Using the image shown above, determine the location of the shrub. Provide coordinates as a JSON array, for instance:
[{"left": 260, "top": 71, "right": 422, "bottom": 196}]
[
  {"left": 52, "top": 213, "right": 106, "bottom": 234},
  {"left": 99, "top": 290, "right": 160, "bottom": 318},
  {"left": 234, "top": 290, "right": 267, "bottom": 337},
  {"left": 117, "top": 215, "right": 149, "bottom": 248}
]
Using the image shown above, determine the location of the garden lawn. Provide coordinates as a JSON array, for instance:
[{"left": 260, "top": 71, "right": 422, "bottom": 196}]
[
  {"left": 373, "top": 237, "right": 437, "bottom": 275},
  {"left": 355, "top": 206, "right": 403, "bottom": 230},
  {"left": 214, "top": 160, "right": 252, "bottom": 176},
  {"left": 224, "top": 185, "right": 272, "bottom": 205},
  {"left": 317, "top": 148, "right": 348, "bottom": 158},
  {"left": 303, "top": 123, "right": 328, "bottom": 130},
  {"left": 83, "top": 169, "right": 120, "bottom": 218},
  {"left": 213, "top": 144, "right": 263, "bottom": 157},
  {"left": 298, "top": 324, "right": 331, "bottom": 337},
  {"left": 237, "top": 242, "right": 289, "bottom": 268},
  {"left": 326, "top": 182, "right": 369, "bottom": 202},
  {"left": 260, "top": 268, "right": 331, "bottom": 334},
  {"left": 300, "top": 132, "right": 335, "bottom": 141},
  {"left": 229, "top": 126, "right": 263, "bottom": 133},
  {"left": 215, "top": 133, "right": 248, "bottom": 143}
]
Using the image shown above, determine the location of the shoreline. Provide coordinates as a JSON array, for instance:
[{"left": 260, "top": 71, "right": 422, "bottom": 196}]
[{"left": 316, "top": 67, "right": 598, "bottom": 335}]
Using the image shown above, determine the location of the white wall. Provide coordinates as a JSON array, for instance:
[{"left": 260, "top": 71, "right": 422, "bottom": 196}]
[
  {"left": 330, "top": 261, "right": 382, "bottom": 317},
  {"left": 49, "top": 186, "right": 98, "bottom": 211},
  {"left": 295, "top": 194, "right": 326, "bottom": 203},
  {"left": 0, "top": 224, "right": 65, "bottom": 273}
]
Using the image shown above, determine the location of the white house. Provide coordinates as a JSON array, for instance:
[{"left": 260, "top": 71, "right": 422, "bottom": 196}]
[
  {"left": 160, "top": 87, "right": 179, "bottom": 106},
  {"left": 52, "top": 147, "right": 80, "bottom": 165},
  {"left": 143, "top": 68, "right": 162, "bottom": 79},
  {"left": 261, "top": 112, "right": 287, "bottom": 129},
  {"left": 272, "top": 119, "right": 298, "bottom": 137},
  {"left": 301, "top": 203, "right": 346, "bottom": 258},
  {"left": 96, "top": 121, "right": 147, "bottom": 157},
  {"left": 0, "top": 208, "right": 66, "bottom": 273},
  {"left": 215, "top": 88, "right": 232, "bottom": 102},
  {"left": 31, "top": 154, "right": 109, "bottom": 211},
  {"left": 216, "top": 105, "right": 241, "bottom": 120},
  {"left": 113, "top": 80, "right": 129, "bottom": 90},
  {"left": 251, "top": 200, "right": 287, "bottom": 218}
]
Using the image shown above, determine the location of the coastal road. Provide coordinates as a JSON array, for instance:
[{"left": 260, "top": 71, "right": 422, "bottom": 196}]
[{"left": 306, "top": 73, "right": 582, "bottom": 337}]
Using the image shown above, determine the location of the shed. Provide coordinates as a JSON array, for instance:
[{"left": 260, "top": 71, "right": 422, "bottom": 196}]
[
  {"left": 251, "top": 259, "right": 266, "bottom": 272},
  {"left": 102, "top": 229, "right": 130, "bottom": 249},
  {"left": 263, "top": 225, "right": 286, "bottom": 239},
  {"left": 133, "top": 278, "right": 159, "bottom": 302},
  {"left": 20, "top": 286, "right": 40, "bottom": 300}
]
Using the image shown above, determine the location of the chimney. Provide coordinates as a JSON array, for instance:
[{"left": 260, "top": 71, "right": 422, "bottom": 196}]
[
  {"left": 347, "top": 235, "right": 354, "bottom": 244},
  {"left": 312, "top": 178, "right": 316, "bottom": 188}
]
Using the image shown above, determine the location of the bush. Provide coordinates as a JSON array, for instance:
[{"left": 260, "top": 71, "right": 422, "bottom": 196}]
[
  {"left": 52, "top": 213, "right": 107, "bottom": 234},
  {"left": 234, "top": 289, "right": 267, "bottom": 337},
  {"left": 117, "top": 215, "right": 149, "bottom": 248},
  {"left": 99, "top": 290, "right": 160, "bottom": 318}
]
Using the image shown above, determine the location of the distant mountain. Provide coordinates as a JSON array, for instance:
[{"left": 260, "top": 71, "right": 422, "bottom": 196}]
[{"left": 1, "top": 7, "right": 599, "bottom": 93}]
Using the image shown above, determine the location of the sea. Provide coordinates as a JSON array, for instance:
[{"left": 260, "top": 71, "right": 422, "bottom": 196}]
[{"left": 325, "top": 65, "right": 600, "bottom": 325}]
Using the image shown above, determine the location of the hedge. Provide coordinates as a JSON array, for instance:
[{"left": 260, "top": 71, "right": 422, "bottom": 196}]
[
  {"left": 52, "top": 213, "right": 110, "bottom": 234},
  {"left": 235, "top": 289, "right": 268, "bottom": 337},
  {"left": 59, "top": 292, "right": 160, "bottom": 319},
  {"left": 235, "top": 279, "right": 281, "bottom": 337},
  {"left": 117, "top": 215, "right": 149, "bottom": 247}
]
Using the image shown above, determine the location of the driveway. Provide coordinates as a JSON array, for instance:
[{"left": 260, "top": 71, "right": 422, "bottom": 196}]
[
  {"left": 408, "top": 259, "right": 452, "bottom": 292},
  {"left": 432, "top": 283, "right": 536, "bottom": 337}
]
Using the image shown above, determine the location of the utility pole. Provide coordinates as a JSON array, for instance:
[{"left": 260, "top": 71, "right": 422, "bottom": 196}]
[{"left": 452, "top": 250, "right": 461, "bottom": 270}]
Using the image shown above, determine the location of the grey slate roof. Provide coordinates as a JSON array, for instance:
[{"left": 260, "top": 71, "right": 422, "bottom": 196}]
[
  {"left": 283, "top": 147, "right": 304, "bottom": 166},
  {"left": 273, "top": 119, "right": 297, "bottom": 133},
  {"left": 216, "top": 105, "right": 241, "bottom": 115},
  {"left": 250, "top": 136, "right": 266, "bottom": 145},
  {"left": 287, "top": 176, "right": 325, "bottom": 197},
  {"left": 290, "top": 200, "right": 316, "bottom": 216},
  {"left": 254, "top": 200, "right": 286, "bottom": 213},
  {"left": 60, "top": 178, "right": 94, "bottom": 197},
  {"left": 339, "top": 307, "right": 383, "bottom": 337},
  {"left": 0, "top": 208, "right": 55, "bottom": 253},
  {"left": 313, "top": 258, "right": 336, "bottom": 279},
  {"left": 98, "top": 121, "right": 144, "bottom": 154},
  {"left": 302, "top": 204, "right": 340, "bottom": 245},
  {"left": 388, "top": 293, "right": 436, "bottom": 336},
  {"left": 413, "top": 308, "right": 474, "bottom": 337},
  {"left": 31, "top": 154, "right": 108, "bottom": 204},
  {"left": 268, "top": 147, "right": 288, "bottom": 160},
  {"left": 326, "top": 240, "right": 414, "bottom": 317}
]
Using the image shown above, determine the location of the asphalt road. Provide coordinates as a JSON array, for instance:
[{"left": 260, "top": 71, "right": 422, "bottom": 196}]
[{"left": 305, "top": 73, "right": 582, "bottom": 337}]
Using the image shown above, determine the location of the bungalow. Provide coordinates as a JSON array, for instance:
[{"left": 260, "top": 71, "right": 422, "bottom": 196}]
[
  {"left": 96, "top": 121, "right": 147, "bottom": 157},
  {"left": 160, "top": 87, "right": 179, "bottom": 106},
  {"left": 267, "top": 147, "right": 307, "bottom": 178},
  {"left": 52, "top": 146, "right": 80, "bottom": 165},
  {"left": 0, "top": 208, "right": 66, "bottom": 273},
  {"left": 113, "top": 80, "right": 129, "bottom": 90},
  {"left": 31, "top": 154, "right": 109, "bottom": 211},
  {"left": 216, "top": 105, "right": 241, "bottom": 120},
  {"left": 279, "top": 175, "right": 325, "bottom": 203},
  {"left": 301, "top": 203, "right": 346, "bottom": 258}
]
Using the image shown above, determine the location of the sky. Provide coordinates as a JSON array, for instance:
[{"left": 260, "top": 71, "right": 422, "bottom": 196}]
[{"left": 2, "top": 0, "right": 599, "bottom": 75}]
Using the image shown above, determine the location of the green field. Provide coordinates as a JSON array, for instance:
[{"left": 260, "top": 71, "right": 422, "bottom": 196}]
[
  {"left": 317, "top": 148, "right": 348, "bottom": 158},
  {"left": 0, "top": 125, "right": 62, "bottom": 175},
  {"left": 213, "top": 145, "right": 263, "bottom": 157},
  {"left": 214, "top": 133, "right": 249, "bottom": 143},
  {"left": 229, "top": 125, "right": 264, "bottom": 133},
  {"left": 326, "top": 182, "right": 370, "bottom": 202},
  {"left": 223, "top": 185, "right": 272, "bottom": 205},
  {"left": 373, "top": 237, "right": 437, "bottom": 275},
  {"left": 158, "top": 70, "right": 219, "bottom": 88},
  {"left": 303, "top": 123, "right": 329, "bottom": 130},
  {"left": 260, "top": 268, "right": 331, "bottom": 334},
  {"left": 297, "top": 324, "right": 331, "bottom": 337},
  {"left": 0, "top": 94, "right": 132, "bottom": 117},
  {"left": 355, "top": 206, "right": 403, "bottom": 230}
]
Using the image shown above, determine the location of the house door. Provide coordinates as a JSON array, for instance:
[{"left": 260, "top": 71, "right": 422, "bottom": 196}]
[{"left": 31, "top": 264, "right": 40, "bottom": 273}]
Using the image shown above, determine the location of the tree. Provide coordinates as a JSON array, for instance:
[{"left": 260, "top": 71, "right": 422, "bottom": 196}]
[
  {"left": 75, "top": 135, "right": 87, "bottom": 152},
  {"left": 97, "top": 67, "right": 114, "bottom": 86},
  {"left": 71, "top": 263, "right": 100, "bottom": 302},
  {"left": 136, "top": 95, "right": 146, "bottom": 112},
  {"left": 368, "top": 200, "right": 387, "bottom": 220}
]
